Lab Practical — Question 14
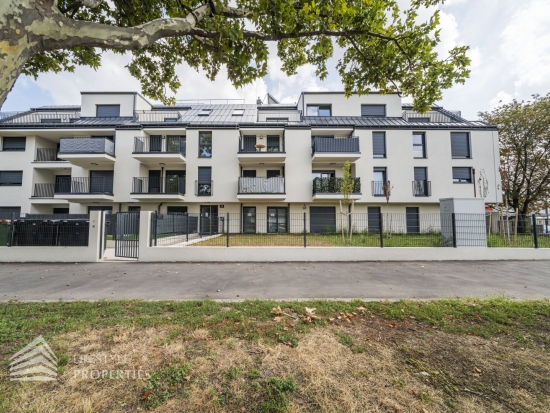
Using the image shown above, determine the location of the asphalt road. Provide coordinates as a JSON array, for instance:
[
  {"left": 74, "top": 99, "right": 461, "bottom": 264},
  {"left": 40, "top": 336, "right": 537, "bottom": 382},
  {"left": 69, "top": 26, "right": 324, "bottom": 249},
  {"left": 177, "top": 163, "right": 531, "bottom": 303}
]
[{"left": 0, "top": 261, "right": 549, "bottom": 301}]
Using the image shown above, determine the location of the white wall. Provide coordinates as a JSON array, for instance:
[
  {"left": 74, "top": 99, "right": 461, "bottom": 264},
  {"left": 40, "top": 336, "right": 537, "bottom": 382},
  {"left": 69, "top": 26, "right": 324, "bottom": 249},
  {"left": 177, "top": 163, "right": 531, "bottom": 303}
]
[
  {"left": 298, "top": 93, "right": 403, "bottom": 117},
  {"left": 80, "top": 93, "right": 136, "bottom": 117}
]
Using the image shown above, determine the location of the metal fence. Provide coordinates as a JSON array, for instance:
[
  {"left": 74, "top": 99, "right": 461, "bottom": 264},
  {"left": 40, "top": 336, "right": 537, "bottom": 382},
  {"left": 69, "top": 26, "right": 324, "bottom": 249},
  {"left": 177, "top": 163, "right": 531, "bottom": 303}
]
[
  {"left": 0, "top": 214, "right": 90, "bottom": 247},
  {"left": 148, "top": 212, "right": 549, "bottom": 248}
]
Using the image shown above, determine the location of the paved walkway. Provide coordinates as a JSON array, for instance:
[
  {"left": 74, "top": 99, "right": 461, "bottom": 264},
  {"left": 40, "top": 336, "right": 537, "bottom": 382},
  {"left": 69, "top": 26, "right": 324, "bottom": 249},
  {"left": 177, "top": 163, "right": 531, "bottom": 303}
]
[{"left": 0, "top": 261, "right": 549, "bottom": 301}]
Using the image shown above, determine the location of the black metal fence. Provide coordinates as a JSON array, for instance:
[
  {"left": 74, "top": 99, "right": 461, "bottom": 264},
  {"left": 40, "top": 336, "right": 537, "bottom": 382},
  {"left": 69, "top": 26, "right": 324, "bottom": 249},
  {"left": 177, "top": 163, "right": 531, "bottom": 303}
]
[
  {"left": 0, "top": 214, "right": 90, "bottom": 247},
  {"left": 132, "top": 177, "right": 185, "bottom": 194},
  {"left": 55, "top": 177, "right": 114, "bottom": 194},
  {"left": 35, "top": 148, "right": 62, "bottom": 162},
  {"left": 148, "top": 212, "right": 548, "bottom": 248},
  {"left": 133, "top": 136, "right": 186, "bottom": 155}
]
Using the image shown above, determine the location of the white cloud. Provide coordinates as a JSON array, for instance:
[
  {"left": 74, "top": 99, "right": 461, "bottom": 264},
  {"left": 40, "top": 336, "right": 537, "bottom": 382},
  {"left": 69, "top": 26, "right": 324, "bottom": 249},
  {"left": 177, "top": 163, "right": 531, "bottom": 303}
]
[{"left": 489, "top": 91, "right": 513, "bottom": 109}]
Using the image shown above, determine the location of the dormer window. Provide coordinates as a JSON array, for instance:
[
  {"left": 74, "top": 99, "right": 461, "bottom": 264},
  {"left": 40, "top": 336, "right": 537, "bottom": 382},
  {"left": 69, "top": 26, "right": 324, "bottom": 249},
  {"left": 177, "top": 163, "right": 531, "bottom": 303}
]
[
  {"left": 164, "top": 117, "right": 178, "bottom": 122},
  {"left": 306, "top": 105, "right": 331, "bottom": 116},
  {"left": 232, "top": 109, "right": 244, "bottom": 116},
  {"left": 96, "top": 105, "right": 120, "bottom": 117},
  {"left": 361, "top": 104, "right": 386, "bottom": 117},
  {"left": 410, "top": 117, "right": 430, "bottom": 123},
  {"left": 198, "top": 109, "right": 212, "bottom": 116}
]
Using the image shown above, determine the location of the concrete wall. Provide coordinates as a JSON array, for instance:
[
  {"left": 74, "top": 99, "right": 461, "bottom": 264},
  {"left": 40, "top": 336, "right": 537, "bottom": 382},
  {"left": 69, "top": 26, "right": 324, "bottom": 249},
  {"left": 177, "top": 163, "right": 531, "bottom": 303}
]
[
  {"left": 0, "top": 211, "right": 102, "bottom": 262},
  {"left": 298, "top": 92, "right": 403, "bottom": 117},
  {"left": 80, "top": 93, "right": 136, "bottom": 117}
]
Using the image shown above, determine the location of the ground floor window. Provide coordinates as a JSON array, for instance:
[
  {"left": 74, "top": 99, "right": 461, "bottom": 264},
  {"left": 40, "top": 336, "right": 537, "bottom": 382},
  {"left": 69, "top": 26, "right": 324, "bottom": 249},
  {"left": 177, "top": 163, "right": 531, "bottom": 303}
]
[
  {"left": 406, "top": 207, "right": 420, "bottom": 233},
  {"left": 167, "top": 206, "right": 187, "bottom": 214},
  {"left": 267, "top": 207, "right": 288, "bottom": 233}
]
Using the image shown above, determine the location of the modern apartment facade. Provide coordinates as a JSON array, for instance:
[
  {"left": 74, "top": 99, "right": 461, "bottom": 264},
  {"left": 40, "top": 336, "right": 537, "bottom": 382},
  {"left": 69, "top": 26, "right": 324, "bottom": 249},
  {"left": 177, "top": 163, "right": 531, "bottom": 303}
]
[{"left": 0, "top": 91, "right": 500, "bottom": 230}]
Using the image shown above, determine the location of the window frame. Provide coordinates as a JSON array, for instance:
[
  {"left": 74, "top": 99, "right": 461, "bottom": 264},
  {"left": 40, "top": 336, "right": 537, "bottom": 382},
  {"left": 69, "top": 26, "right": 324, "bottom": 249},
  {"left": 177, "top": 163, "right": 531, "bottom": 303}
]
[
  {"left": 372, "top": 131, "right": 386, "bottom": 159},
  {"left": 306, "top": 104, "right": 332, "bottom": 117},
  {"left": 361, "top": 104, "right": 387, "bottom": 118},
  {"left": 451, "top": 132, "right": 471, "bottom": 159},
  {"left": 95, "top": 104, "right": 121, "bottom": 117},
  {"left": 452, "top": 167, "right": 472, "bottom": 184},
  {"left": 413, "top": 132, "right": 427, "bottom": 159},
  {"left": 0, "top": 170, "right": 23, "bottom": 186},
  {"left": 198, "top": 131, "right": 213, "bottom": 158},
  {"left": 2, "top": 137, "right": 26, "bottom": 151},
  {"left": 232, "top": 109, "right": 245, "bottom": 116},
  {"left": 197, "top": 109, "right": 213, "bottom": 117}
]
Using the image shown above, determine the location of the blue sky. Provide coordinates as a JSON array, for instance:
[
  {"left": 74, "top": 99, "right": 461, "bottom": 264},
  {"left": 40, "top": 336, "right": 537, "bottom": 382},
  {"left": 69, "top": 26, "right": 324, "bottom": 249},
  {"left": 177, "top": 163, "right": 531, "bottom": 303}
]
[{"left": 3, "top": 0, "right": 550, "bottom": 119}]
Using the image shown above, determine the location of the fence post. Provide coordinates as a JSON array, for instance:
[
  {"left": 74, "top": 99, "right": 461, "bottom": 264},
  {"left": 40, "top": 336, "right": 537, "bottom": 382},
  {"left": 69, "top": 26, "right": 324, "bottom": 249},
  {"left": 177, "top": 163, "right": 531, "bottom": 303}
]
[
  {"left": 379, "top": 213, "right": 384, "bottom": 248},
  {"left": 8, "top": 212, "right": 15, "bottom": 247},
  {"left": 227, "top": 213, "right": 230, "bottom": 247},
  {"left": 186, "top": 213, "right": 189, "bottom": 243},
  {"left": 153, "top": 212, "right": 158, "bottom": 247},
  {"left": 532, "top": 214, "right": 539, "bottom": 249},
  {"left": 303, "top": 212, "right": 307, "bottom": 248},
  {"left": 451, "top": 213, "right": 457, "bottom": 248}
]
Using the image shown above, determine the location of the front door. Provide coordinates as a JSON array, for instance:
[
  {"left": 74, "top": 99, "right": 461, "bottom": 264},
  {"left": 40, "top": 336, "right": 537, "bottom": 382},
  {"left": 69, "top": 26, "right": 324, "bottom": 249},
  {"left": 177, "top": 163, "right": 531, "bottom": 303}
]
[
  {"left": 243, "top": 207, "right": 256, "bottom": 234},
  {"left": 406, "top": 207, "right": 420, "bottom": 234},
  {"left": 267, "top": 207, "right": 287, "bottom": 233},
  {"left": 200, "top": 205, "right": 219, "bottom": 235},
  {"left": 148, "top": 170, "right": 161, "bottom": 193},
  {"left": 368, "top": 207, "right": 381, "bottom": 233}
]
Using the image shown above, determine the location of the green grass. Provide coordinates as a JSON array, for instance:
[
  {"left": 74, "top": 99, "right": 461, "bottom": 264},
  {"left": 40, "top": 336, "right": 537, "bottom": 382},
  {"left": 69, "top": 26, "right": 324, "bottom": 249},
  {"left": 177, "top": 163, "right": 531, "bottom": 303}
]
[{"left": 1, "top": 298, "right": 549, "bottom": 354}]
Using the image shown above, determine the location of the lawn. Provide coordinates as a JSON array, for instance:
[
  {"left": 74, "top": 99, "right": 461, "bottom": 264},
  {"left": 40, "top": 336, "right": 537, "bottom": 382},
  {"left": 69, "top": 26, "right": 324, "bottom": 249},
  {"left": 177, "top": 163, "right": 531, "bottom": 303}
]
[
  {"left": 189, "top": 232, "right": 547, "bottom": 248},
  {"left": 1, "top": 298, "right": 549, "bottom": 412}
]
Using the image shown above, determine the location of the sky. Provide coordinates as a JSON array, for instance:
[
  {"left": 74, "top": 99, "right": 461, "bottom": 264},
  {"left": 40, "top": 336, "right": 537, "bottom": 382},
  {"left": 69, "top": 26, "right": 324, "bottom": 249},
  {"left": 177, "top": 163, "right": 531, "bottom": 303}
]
[{"left": 3, "top": 0, "right": 550, "bottom": 120}]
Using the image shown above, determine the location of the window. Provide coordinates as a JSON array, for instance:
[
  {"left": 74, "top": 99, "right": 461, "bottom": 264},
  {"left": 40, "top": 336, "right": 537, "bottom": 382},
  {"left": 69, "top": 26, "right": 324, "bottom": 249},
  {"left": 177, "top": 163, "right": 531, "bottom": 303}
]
[
  {"left": 406, "top": 207, "right": 420, "bottom": 233},
  {"left": 361, "top": 105, "right": 386, "bottom": 117},
  {"left": 452, "top": 167, "right": 472, "bottom": 183},
  {"left": 2, "top": 137, "right": 26, "bottom": 151},
  {"left": 451, "top": 132, "right": 471, "bottom": 158},
  {"left": 0, "top": 206, "right": 21, "bottom": 217},
  {"left": 413, "top": 133, "right": 426, "bottom": 158},
  {"left": 413, "top": 167, "right": 430, "bottom": 197},
  {"left": 96, "top": 105, "right": 120, "bottom": 117},
  {"left": 242, "top": 170, "right": 256, "bottom": 178},
  {"left": 267, "top": 135, "right": 280, "bottom": 152},
  {"left": 306, "top": 105, "right": 331, "bottom": 116},
  {"left": 167, "top": 206, "right": 187, "bottom": 214},
  {"left": 164, "top": 117, "right": 178, "bottom": 122},
  {"left": 197, "top": 167, "right": 212, "bottom": 196},
  {"left": 266, "top": 117, "right": 289, "bottom": 122},
  {"left": 372, "top": 132, "right": 386, "bottom": 158},
  {"left": 312, "top": 170, "right": 335, "bottom": 179},
  {"left": 198, "top": 109, "right": 212, "bottom": 116},
  {"left": 373, "top": 167, "right": 386, "bottom": 196},
  {"left": 40, "top": 118, "right": 62, "bottom": 123},
  {"left": 232, "top": 109, "right": 244, "bottom": 116},
  {"left": 198, "top": 131, "right": 212, "bottom": 157},
  {"left": 0, "top": 171, "right": 23, "bottom": 186},
  {"left": 409, "top": 117, "right": 430, "bottom": 123},
  {"left": 128, "top": 206, "right": 141, "bottom": 212}
]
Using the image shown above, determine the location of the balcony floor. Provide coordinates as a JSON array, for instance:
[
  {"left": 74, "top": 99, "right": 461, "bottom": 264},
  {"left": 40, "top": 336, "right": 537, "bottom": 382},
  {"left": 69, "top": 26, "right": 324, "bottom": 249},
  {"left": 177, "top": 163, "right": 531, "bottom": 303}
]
[
  {"left": 54, "top": 193, "right": 114, "bottom": 202},
  {"left": 130, "top": 193, "right": 185, "bottom": 201},
  {"left": 311, "top": 153, "right": 361, "bottom": 163},
  {"left": 31, "top": 161, "right": 71, "bottom": 170},
  {"left": 237, "top": 193, "right": 287, "bottom": 201},
  {"left": 237, "top": 152, "right": 286, "bottom": 164},
  {"left": 132, "top": 152, "right": 186, "bottom": 166},
  {"left": 57, "top": 153, "right": 115, "bottom": 167},
  {"left": 312, "top": 193, "right": 362, "bottom": 201}
]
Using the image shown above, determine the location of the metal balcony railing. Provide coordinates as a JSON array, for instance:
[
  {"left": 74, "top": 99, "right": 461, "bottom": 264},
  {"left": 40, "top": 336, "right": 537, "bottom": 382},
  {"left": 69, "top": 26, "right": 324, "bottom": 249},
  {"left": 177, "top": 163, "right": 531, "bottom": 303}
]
[
  {"left": 195, "top": 180, "right": 213, "bottom": 196},
  {"left": 133, "top": 111, "right": 184, "bottom": 123},
  {"left": 32, "top": 183, "right": 55, "bottom": 198},
  {"left": 312, "top": 177, "right": 361, "bottom": 195},
  {"left": 132, "top": 177, "right": 185, "bottom": 194},
  {"left": 59, "top": 137, "right": 115, "bottom": 156},
  {"left": 35, "top": 148, "right": 63, "bottom": 162},
  {"left": 55, "top": 177, "right": 113, "bottom": 195},
  {"left": 238, "top": 136, "right": 285, "bottom": 153},
  {"left": 372, "top": 181, "right": 390, "bottom": 197},
  {"left": 238, "top": 177, "right": 285, "bottom": 194},
  {"left": 311, "top": 137, "right": 359, "bottom": 155},
  {"left": 412, "top": 180, "right": 431, "bottom": 197},
  {"left": 0, "top": 111, "right": 81, "bottom": 124},
  {"left": 133, "top": 136, "right": 186, "bottom": 155}
]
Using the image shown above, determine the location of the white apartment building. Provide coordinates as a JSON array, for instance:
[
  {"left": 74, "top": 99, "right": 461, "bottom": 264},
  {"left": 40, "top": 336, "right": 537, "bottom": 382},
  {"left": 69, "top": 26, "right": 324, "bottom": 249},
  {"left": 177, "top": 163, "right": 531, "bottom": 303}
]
[{"left": 0, "top": 91, "right": 500, "bottom": 229}]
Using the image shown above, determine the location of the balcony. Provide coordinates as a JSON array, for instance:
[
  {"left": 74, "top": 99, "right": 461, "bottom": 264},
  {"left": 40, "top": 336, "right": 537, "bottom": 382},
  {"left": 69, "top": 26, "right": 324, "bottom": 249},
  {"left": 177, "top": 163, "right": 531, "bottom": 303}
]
[
  {"left": 130, "top": 177, "right": 185, "bottom": 201},
  {"left": 0, "top": 111, "right": 80, "bottom": 124},
  {"left": 132, "top": 136, "right": 186, "bottom": 166},
  {"left": 312, "top": 177, "right": 361, "bottom": 200},
  {"left": 32, "top": 148, "right": 70, "bottom": 169},
  {"left": 54, "top": 177, "right": 114, "bottom": 202},
  {"left": 372, "top": 181, "right": 390, "bottom": 197},
  {"left": 237, "top": 177, "right": 286, "bottom": 200},
  {"left": 412, "top": 180, "right": 431, "bottom": 197},
  {"left": 237, "top": 136, "right": 286, "bottom": 164},
  {"left": 195, "top": 180, "right": 213, "bottom": 197},
  {"left": 58, "top": 137, "right": 115, "bottom": 167},
  {"left": 311, "top": 137, "right": 361, "bottom": 163}
]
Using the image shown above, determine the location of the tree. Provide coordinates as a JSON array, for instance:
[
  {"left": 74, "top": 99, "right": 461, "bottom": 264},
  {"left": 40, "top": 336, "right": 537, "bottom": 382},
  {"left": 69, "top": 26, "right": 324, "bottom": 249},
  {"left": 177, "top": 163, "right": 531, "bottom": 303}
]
[
  {"left": 0, "top": 0, "right": 471, "bottom": 110},
  {"left": 340, "top": 160, "right": 354, "bottom": 242},
  {"left": 479, "top": 94, "right": 550, "bottom": 231}
]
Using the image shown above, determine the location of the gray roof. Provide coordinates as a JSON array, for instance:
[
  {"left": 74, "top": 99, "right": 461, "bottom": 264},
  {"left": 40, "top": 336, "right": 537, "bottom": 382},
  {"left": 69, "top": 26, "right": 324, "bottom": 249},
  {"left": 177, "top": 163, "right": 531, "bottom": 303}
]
[
  {"left": 179, "top": 104, "right": 257, "bottom": 123},
  {"left": 304, "top": 116, "right": 495, "bottom": 130},
  {"left": 31, "top": 105, "right": 81, "bottom": 111}
]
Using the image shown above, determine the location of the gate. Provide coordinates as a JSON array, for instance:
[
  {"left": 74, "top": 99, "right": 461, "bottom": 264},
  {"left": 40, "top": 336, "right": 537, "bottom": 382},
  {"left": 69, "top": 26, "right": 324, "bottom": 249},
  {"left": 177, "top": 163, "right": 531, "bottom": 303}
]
[{"left": 115, "top": 212, "right": 140, "bottom": 258}]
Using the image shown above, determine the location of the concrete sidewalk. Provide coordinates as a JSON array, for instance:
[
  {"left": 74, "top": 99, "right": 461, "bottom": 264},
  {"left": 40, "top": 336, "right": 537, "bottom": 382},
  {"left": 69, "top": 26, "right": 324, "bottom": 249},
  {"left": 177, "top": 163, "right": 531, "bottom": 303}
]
[{"left": 1, "top": 261, "right": 549, "bottom": 301}]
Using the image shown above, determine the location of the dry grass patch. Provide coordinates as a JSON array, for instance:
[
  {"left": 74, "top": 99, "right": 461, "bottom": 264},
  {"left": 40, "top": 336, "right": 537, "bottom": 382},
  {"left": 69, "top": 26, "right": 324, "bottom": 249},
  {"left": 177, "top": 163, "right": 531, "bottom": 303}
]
[{"left": 2, "top": 310, "right": 550, "bottom": 412}]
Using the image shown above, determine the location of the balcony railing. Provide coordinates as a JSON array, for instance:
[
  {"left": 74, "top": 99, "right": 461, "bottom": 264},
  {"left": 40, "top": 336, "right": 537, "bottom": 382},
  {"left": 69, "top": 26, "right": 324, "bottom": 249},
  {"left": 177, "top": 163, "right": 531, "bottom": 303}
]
[
  {"left": 59, "top": 137, "right": 115, "bottom": 156},
  {"left": 55, "top": 177, "right": 113, "bottom": 195},
  {"left": 195, "top": 180, "right": 213, "bottom": 196},
  {"left": 412, "top": 180, "right": 431, "bottom": 197},
  {"left": 238, "top": 136, "right": 285, "bottom": 153},
  {"left": 0, "top": 111, "right": 81, "bottom": 124},
  {"left": 238, "top": 177, "right": 285, "bottom": 194},
  {"left": 133, "top": 136, "right": 186, "bottom": 155},
  {"left": 311, "top": 137, "right": 360, "bottom": 154},
  {"left": 312, "top": 177, "right": 361, "bottom": 195},
  {"left": 134, "top": 111, "right": 185, "bottom": 123},
  {"left": 372, "top": 181, "right": 390, "bottom": 197},
  {"left": 32, "top": 183, "right": 55, "bottom": 198},
  {"left": 132, "top": 177, "right": 185, "bottom": 195},
  {"left": 35, "top": 148, "right": 63, "bottom": 162}
]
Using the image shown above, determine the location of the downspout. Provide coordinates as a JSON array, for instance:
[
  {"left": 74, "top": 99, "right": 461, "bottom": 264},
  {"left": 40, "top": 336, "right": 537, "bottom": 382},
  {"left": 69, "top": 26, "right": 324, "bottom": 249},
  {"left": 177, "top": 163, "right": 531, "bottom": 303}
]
[{"left": 158, "top": 202, "right": 164, "bottom": 214}]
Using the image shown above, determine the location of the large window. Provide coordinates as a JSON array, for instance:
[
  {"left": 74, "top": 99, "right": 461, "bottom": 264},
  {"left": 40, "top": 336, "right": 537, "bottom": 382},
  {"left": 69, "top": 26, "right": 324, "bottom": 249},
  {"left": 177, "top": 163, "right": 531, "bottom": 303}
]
[
  {"left": 306, "top": 105, "right": 331, "bottom": 116},
  {"left": 2, "top": 137, "right": 26, "bottom": 151},
  {"left": 452, "top": 167, "right": 472, "bottom": 183},
  {"left": 451, "top": 132, "right": 471, "bottom": 158},
  {"left": 361, "top": 105, "right": 386, "bottom": 117},
  {"left": 197, "top": 167, "right": 212, "bottom": 196},
  {"left": 0, "top": 171, "right": 23, "bottom": 186},
  {"left": 372, "top": 132, "right": 386, "bottom": 158},
  {"left": 198, "top": 131, "right": 212, "bottom": 158},
  {"left": 413, "top": 133, "right": 426, "bottom": 158},
  {"left": 96, "top": 105, "right": 120, "bottom": 117},
  {"left": 0, "top": 206, "right": 21, "bottom": 217},
  {"left": 373, "top": 167, "right": 387, "bottom": 196}
]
